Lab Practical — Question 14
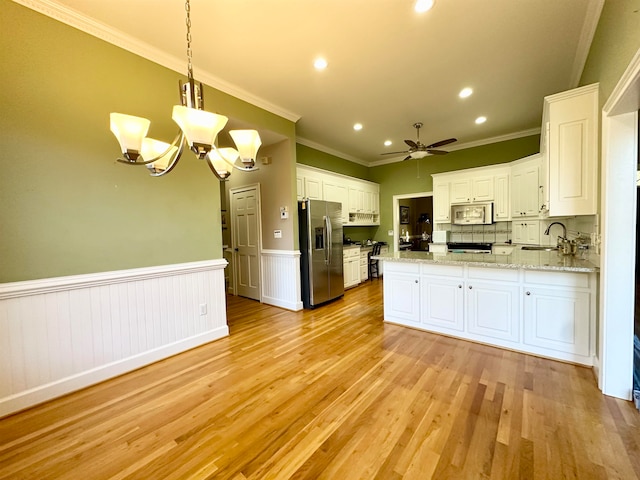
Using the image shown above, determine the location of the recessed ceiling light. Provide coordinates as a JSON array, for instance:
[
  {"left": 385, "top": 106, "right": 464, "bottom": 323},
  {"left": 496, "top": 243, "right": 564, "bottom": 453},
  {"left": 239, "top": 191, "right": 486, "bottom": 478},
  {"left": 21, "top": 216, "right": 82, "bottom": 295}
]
[
  {"left": 459, "top": 87, "right": 473, "bottom": 98},
  {"left": 384, "top": 140, "right": 392, "bottom": 146},
  {"left": 475, "top": 116, "right": 487, "bottom": 124},
  {"left": 414, "top": 0, "right": 435, "bottom": 13},
  {"left": 314, "top": 57, "right": 328, "bottom": 70},
  {"left": 353, "top": 123, "right": 363, "bottom": 131}
]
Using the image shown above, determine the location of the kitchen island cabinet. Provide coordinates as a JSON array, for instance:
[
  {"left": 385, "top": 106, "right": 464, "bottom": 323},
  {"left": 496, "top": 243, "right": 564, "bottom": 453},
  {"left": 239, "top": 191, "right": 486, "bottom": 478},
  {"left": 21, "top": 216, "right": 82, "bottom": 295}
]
[{"left": 376, "top": 250, "right": 598, "bottom": 365}]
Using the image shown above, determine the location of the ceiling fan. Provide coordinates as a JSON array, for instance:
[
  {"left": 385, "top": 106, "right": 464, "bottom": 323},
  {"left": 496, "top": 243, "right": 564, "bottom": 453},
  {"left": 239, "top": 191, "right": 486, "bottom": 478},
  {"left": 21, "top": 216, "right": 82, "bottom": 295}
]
[{"left": 381, "top": 122, "right": 457, "bottom": 160}]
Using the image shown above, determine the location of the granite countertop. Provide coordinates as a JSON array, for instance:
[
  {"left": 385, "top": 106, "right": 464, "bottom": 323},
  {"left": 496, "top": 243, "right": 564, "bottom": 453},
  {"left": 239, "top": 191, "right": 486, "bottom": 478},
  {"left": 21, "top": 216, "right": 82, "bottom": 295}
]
[
  {"left": 343, "top": 244, "right": 361, "bottom": 250},
  {"left": 373, "top": 249, "right": 599, "bottom": 273}
]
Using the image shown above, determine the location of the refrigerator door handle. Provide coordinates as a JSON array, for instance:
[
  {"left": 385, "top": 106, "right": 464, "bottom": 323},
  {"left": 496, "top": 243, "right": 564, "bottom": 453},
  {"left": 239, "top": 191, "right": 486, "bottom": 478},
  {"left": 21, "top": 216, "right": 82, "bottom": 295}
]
[
  {"left": 326, "top": 214, "right": 332, "bottom": 264},
  {"left": 323, "top": 215, "right": 329, "bottom": 264}
]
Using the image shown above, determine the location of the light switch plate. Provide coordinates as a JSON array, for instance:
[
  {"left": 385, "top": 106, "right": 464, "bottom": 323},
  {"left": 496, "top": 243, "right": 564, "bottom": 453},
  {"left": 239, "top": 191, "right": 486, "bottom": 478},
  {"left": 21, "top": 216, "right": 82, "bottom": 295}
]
[
  {"left": 388, "top": 230, "right": 394, "bottom": 236},
  {"left": 274, "top": 230, "right": 282, "bottom": 238}
]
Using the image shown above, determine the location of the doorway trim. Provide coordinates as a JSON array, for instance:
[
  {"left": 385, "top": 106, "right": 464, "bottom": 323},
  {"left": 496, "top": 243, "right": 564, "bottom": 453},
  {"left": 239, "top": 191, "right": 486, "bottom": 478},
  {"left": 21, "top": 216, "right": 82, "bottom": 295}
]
[
  {"left": 229, "top": 183, "right": 263, "bottom": 302},
  {"left": 392, "top": 191, "right": 433, "bottom": 252},
  {"left": 599, "top": 48, "right": 640, "bottom": 399}
]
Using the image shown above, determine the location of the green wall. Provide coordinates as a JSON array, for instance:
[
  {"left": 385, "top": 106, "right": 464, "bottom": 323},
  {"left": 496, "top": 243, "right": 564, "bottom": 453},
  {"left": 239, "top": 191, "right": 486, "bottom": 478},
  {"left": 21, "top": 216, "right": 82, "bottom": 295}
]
[
  {"left": 369, "top": 135, "right": 541, "bottom": 242},
  {"left": 296, "top": 143, "right": 370, "bottom": 180},
  {"left": 0, "top": 1, "right": 295, "bottom": 282},
  {"left": 580, "top": 0, "right": 640, "bottom": 104}
]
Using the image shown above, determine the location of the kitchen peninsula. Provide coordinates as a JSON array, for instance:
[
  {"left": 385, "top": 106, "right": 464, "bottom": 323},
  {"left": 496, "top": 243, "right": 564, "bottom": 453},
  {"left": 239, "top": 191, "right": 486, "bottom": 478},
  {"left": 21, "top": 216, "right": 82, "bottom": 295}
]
[{"left": 374, "top": 249, "right": 598, "bottom": 366}]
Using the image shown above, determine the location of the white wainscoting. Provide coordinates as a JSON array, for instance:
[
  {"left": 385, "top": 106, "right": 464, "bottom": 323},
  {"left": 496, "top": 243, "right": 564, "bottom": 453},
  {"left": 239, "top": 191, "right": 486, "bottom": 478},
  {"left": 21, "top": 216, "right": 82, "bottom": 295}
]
[
  {"left": 0, "top": 259, "right": 228, "bottom": 417},
  {"left": 261, "top": 250, "right": 303, "bottom": 311}
]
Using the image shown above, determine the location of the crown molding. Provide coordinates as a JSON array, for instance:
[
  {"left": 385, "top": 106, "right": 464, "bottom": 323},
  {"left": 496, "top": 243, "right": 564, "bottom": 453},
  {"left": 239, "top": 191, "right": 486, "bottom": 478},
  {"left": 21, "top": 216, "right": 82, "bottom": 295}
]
[
  {"left": 570, "top": 0, "right": 605, "bottom": 87},
  {"left": 13, "top": 0, "right": 301, "bottom": 123},
  {"left": 296, "top": 137, "right": 370, "bottom": 166}
]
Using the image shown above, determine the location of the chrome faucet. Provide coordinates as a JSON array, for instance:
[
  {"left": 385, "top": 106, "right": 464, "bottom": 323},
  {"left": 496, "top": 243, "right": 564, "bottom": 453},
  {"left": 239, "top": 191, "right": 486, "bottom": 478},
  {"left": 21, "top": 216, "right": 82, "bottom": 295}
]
[{"left": 544, "top": 222, "right": 567, "bottom": 239}]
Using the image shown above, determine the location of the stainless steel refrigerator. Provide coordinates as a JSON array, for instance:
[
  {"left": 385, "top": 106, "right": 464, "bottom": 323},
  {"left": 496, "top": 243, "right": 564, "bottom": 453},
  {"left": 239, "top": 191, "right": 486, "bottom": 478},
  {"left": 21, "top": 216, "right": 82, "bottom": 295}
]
[{"left": 298, "top": 199, "right": 344, "bottom": 308}]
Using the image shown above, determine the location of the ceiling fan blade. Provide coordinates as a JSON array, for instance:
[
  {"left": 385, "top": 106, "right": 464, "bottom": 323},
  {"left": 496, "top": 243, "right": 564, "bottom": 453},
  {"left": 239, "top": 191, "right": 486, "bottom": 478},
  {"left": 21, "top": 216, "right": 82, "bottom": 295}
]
[
  {"left": 426, "top": 149, "right": 449, "bottom": 155},
  {"left": 380, "top": 150, "right": 410, "bottom": 155},
  {"left": 403, "top": 155, "right": 413, "bottom": 161},
  {"left": 425, "top": 138, "right": 457, "bottom": 149},
  {"left": 404, "top": 139, "right": 418, "bottom": 149}
]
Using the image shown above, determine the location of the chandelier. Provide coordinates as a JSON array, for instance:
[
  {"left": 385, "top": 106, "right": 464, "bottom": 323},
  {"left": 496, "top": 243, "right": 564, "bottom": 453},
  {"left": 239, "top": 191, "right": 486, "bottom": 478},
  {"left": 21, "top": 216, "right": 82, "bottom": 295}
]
[{"left": 109, "top": 0, "right": 261, "bottom": 180}]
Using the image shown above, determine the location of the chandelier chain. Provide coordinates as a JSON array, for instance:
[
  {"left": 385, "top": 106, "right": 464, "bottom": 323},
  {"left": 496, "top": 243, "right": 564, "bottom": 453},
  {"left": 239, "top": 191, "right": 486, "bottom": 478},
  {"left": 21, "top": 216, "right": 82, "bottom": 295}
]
[{"left": 185, "top": 0, "right": 193, "bottom": 79}]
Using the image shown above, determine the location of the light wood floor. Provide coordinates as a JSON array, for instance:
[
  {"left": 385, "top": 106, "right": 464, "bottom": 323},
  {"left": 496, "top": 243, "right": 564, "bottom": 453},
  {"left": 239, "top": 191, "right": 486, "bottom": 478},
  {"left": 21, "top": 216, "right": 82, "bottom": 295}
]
[{"left": 1, "top": 279, "right": 640, "bottom": 479}]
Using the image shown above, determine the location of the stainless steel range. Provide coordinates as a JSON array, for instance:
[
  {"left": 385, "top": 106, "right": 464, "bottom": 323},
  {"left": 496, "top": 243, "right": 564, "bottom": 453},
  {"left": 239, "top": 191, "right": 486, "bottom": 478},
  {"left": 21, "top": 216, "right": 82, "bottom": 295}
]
[{"left": 447, "top": 242, "right": 493, "bottom": 254}]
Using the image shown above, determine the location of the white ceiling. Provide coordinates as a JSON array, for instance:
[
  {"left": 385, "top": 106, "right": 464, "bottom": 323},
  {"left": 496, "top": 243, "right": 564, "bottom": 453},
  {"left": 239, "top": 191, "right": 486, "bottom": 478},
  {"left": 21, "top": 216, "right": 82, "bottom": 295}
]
[{"left": 26, "top": 0, "right": 604, "bottom": 165}]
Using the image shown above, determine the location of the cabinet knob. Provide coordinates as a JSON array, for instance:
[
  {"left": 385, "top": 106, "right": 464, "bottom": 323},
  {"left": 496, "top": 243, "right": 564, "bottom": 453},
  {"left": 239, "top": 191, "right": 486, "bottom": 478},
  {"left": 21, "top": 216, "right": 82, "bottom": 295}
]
[
  {"left": 526, "top": 291, "right": 531, "bottom": 296},
  {"left": 468, "top": 285, "right": 473, "bottom": 290},
  {"left": 458, "top": 284, "right": 462, "bottom": 288},
  {"left": 415, "top": 280, "right": 419, "bottom": 284}
]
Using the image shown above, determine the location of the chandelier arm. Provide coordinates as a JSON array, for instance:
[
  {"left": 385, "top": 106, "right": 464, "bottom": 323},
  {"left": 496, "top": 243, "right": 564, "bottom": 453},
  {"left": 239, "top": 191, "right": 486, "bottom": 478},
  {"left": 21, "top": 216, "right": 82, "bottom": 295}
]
[
  {"left": 115, "top": 130, "right": 184, "bottom": 166},
  {"left": 148, "top": 137, "right": 186, "bottom": 177},
  {"left": 205, "top": 154, "right": 229, "bottom": 181}
]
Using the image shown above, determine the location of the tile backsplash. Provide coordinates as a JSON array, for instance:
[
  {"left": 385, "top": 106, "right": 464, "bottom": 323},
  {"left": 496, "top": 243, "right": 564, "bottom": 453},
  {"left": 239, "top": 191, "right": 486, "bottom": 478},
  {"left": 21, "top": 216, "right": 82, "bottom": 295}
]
[{"left": 444, "top": 222, "right": 512, "bottom": 244}]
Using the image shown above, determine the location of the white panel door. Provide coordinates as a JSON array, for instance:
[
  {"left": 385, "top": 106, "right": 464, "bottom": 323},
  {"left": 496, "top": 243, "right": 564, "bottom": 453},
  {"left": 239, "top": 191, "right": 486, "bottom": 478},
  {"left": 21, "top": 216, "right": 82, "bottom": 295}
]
[
  {"left": 420, "top": 276, "right": 464, "bottom": 331},
  {"left": 383, "top": 274, "right": 420, "bottom": 323},
  {"left": 523, "top": 287, "right": 590, "bottom": 356},
  {"left": 231, "top": 186, "right": 261, "bottom": 301},
  {"left": 466, "top": 282, "right": 520, "bottom": 342}
]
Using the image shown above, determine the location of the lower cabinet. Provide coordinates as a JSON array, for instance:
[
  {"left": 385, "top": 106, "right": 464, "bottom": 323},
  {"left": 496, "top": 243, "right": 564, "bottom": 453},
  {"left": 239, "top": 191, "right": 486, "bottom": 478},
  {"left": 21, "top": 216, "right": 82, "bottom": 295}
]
[
  {"left": 383, "top": 263, "right": 420, "bottom": 323},
  {"left": 343, "top": 247, "right": 361, "bottom": 289},
  {"left": 383, "top": 261, "right": 596, "bottom": 365}
]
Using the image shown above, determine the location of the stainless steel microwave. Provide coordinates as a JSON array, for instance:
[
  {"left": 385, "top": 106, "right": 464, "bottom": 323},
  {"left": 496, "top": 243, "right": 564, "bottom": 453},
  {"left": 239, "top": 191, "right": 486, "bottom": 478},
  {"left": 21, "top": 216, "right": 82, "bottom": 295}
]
[{"left": 451, "top": 202, "right": 493, "bottom": 225}]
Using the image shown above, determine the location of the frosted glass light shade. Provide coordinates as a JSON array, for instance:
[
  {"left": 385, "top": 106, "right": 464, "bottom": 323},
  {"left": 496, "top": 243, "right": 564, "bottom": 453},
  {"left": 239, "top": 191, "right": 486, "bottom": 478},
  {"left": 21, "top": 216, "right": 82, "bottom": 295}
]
[
  {"left": 172, "top": 105, "right": 227, "bottom": 157},
  {"left": 110, "top": 113, "right": 150, "bottom": 158},
  {"left": 229, "top": 129, "right": 261, "bottom": 164},
  {"left": 411, "top": 151, "right": 429, "bottom": 159},
  {"left": 206, "top": 149, "right": 233, "bottom": 179},
  {"left": 217, "top": 147, "right": 240, "bottom": 164},
  {"left": 141, "top": 137, "right": 178, "bottom": 171}
]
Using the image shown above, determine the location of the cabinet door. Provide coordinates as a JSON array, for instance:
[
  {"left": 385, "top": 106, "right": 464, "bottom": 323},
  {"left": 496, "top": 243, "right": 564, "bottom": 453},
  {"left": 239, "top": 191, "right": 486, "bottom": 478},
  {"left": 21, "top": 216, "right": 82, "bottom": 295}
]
[
  {"left": 450, "top": 178, "right": 472, "bottom": 204},
  {"left": 472, "top": 176, "right": 494, "bottom": 202},
  {"left": 296, "top": 176, "right": 304, "bottom": 201},
  {"left": 363, "top": 190, "right": 373, "bottom": 214},
  {"left": 511, "top": 163, "right": 539, "bottom": 217},
  {"left": 420, "top": 276, "right": 464, "bottom": 331},
  {"left": 523, "top": 287, "right": 590, "bottom": 357},
  {"left": 383, "top": 274, "right": 420, "bottom": 324},
  {"left": 371, "top": 191, "right": 380, "bottom": 214},
  {"left": 494, "top": 174, "right": 510, "bottom": 220},
  {"left": 348, "top": 187, "right": 364, "bottom": 213},
  {"left": 304, "top": 177, "right": 323, "bottom": 200},
  {"left": 466, "top": 282, "right": 520, "bottom": 342},
  {"left": 323, "top": 181, "right": 349, "bottom": 224},
  {"left": 512, "top": 221, "right": 540, "bottom": 244},
  {"left": 433, "top": 182, "right": 451, "bottom": 222},
  {"left": 547, "top": 86, "right": 598, "bottom": 216}
]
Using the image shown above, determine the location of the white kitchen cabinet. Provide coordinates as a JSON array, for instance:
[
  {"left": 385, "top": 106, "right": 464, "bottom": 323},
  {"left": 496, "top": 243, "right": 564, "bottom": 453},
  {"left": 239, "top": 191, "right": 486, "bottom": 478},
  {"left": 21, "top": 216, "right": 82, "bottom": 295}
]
[
  {"left": 343, "top": 247, "right": 361, "bottom": 289},
  {"left": 420, "top": 275, "right": 464, "bottom": 332},
  {"left": 466, "top": 281, "right": 520, "bottom": 343},
  {"left": 383, "top": 263, "right": 421, "bottom": 324},
  {"left": 304, "top": 176, "right": 323, "bottom": 200},
  {"left": 450, "top": 176, "right": 494, "bottom": 204},
  {"left": 522, "top": 269, "right": 593, "bottom": 362},
  {"left": 542, "top": 84, "right": 598, "bottom": 217},
  {"left": 494, "top": 172, "right": 510, "bottom": 220},
  {"left": 381, "top": 259, "right": 597, "bottom": 365},
  {"left": 512, "top": 220, "right": 540, "bottom": 244},
  {"left": 359, "top": 248, "right": 370, "bottom": 282},
  {"left": 433, "top": 181, "right": 451, "bottom": 223},
  {"left": 323, "top": 181, "right": 349, "bottom": 224},
  {"left": 296, "top": 176, "right": 304, "bottom": 201},
  {"left": 297, "top": 165, "right": 379, "bottom": 225},
  {"left": 511, "top": 155, "right": 541, "bottom": 218}
]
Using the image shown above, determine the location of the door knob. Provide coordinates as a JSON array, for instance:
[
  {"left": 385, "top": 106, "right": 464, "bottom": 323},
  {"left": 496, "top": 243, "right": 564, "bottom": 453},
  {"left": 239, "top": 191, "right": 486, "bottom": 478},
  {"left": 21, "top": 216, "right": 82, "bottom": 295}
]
[{"left": 234, "top": 248, "right": 239, "bottom": 252}]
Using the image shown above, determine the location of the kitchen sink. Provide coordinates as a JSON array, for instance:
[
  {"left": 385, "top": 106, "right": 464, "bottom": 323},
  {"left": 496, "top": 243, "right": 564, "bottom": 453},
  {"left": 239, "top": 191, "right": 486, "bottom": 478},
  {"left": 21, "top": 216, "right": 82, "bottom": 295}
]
[{"left": 520, "top": 245, "right": 558, "bottom": 251}]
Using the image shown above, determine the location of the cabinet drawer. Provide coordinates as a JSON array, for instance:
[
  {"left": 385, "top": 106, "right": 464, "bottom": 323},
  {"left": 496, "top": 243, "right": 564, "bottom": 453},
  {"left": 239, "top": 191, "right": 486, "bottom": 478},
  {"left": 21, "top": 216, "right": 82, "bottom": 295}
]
[
  {"left": 468, "top": 266, "right": 519, "bottom": 283},
  {"left": 343, "top": 247, "right": 360, "bottom": 259},
  {"left": 524, "top": 270, "right": 590, "bottom": 288},
  {"left": 385, "top": 262, "right": 420, "bottom": 275},
  {"left": 420, "top": 264, "right": 464, "bottom": 277}
]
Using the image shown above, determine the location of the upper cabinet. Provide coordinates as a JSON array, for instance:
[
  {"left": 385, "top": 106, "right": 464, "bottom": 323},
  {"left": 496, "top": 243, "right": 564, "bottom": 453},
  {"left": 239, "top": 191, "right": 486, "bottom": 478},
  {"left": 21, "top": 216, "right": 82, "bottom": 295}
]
[
  {"left": 450, "top": 176, "right": 494, "bottom": 204},
  {"left": 296, "top": 165, "right": 380, "bottom": 226},
  {"left": 511, "top": 154, "right": 542, "bottom": 218},
  {"left": 541, "top": 84, "right": 599, "bottom": 217}
]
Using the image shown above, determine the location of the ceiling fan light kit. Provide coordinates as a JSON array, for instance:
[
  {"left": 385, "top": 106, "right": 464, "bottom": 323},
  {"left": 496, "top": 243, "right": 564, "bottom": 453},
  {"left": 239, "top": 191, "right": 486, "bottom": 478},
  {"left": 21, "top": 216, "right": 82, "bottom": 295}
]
[
  {"left": 109, "top": 0, "right": 261, "bottom": 180},
  {"left": 380, "top": 122, "right": 457, "bottom": 160}
]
